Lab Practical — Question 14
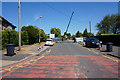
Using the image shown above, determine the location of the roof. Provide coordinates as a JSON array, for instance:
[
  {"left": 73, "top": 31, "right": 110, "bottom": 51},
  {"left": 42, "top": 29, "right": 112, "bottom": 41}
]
[{"left": 0, "top": 16, "right": 16, "bottom": 28}]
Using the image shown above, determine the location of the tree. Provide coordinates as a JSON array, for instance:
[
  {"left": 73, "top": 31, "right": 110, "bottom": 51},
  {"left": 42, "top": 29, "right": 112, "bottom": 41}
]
[
  {"left": 83, "top": 28, "right": 88, "bottom": 37},
  {"left": 75, "top": 31, "right": 82, "bottom": 37},
  {"left": 51, "top": 27, "right": 56, "bottom": 34},
  {"left": 22, "top": 25, "right": 39, "bottom": 44},
  {"left": 87, "top": 32, "right": 94, "bottom": 38},
  {"left": 72, "top": 35, "right": 76, "bottom": 37},
  {"left": 40, "top": 29, "right": 47, "bottom": 42},
  {"left": 96, "top": 32, "right": 102, "bottom": 36},
  {"left": 110, "top": 14, "right": 119, "bottom": 34},
  {"left": 21, "top": 31, "right": 29, "bottom": 45},
  {"left": 56, "top": 28, "right": 61, "bottom": 37},
  {"left": 96, "top": 14, "right": 120, "bottom": 34},
  {"left": 50, "top": 27, "right": 61, "bottom": 37},
  {"left": 67, "top": 33, "right": 71, "bottom": 36},
  {"left": 22, "top": 25, "right": 46, "bottom": 44}
]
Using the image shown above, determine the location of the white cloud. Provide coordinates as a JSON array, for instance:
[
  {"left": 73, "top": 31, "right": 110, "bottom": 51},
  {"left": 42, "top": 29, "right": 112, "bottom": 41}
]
[{"left": 34, "top": 16, "right": 40, "bottom": 21}]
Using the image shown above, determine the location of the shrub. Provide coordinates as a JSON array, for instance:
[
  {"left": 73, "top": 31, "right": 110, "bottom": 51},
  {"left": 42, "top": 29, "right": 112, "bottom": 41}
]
[
  {"left": 2, "top": 29, "right": 10, "bottom": 49},
  {"left": 21, "top": 31, "right": 29, "bottom": 45},
  {"left": 2, "top": 29, "right": 29, "bottom": 49},
  {"left": 9, "top": 30, "right": 19, "bottom": 46}
]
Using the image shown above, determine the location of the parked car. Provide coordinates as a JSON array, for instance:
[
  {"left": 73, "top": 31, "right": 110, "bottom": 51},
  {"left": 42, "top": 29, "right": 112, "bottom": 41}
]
[
  {"left": 45, "top": 39, "right": 54, "bottom": 46},
  {"left": 85, "top": 37, "right": 102, "bottom": 47}
]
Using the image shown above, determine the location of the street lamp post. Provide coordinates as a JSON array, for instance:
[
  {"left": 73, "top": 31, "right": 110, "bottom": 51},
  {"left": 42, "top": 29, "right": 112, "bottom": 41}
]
[{"left": 39, "top": 16, "right": 43, "bottom": 44}]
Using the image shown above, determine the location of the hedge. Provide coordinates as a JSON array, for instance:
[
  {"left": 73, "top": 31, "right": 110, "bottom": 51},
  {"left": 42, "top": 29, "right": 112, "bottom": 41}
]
[
  {"left": 2, "top": 29, "right": 29, "bottom": 49},
  {"left": 95, "top": 34, "right": 120, "bottom": 46},
  {"left": 21, "top": 31, "right": 29, "bottom": 45}
]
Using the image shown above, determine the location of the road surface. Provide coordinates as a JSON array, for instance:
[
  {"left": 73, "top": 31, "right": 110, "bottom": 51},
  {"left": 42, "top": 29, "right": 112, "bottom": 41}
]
[{"left": 1, "top": 40, "right": 119, "bottom": 79}]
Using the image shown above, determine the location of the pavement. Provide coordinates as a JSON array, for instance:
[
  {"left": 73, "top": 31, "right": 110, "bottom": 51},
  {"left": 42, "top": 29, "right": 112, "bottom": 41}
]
[
  {"left": 81, "top": 43, "right": 120, "bottom": 58},
  {"left": 100, "top": 45, "right": 120, "bottom": 58},
  {"left": 0, "top": 40, "right": 119, "bottom": 79},
  {"left": 0, "top": 43, "right": 49, "bottom": 67}
]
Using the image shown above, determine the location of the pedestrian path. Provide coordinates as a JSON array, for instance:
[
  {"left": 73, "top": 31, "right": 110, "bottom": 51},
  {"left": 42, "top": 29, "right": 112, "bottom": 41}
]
[{"left": 0, "top": 43, "right": 49, "bottom": 67}]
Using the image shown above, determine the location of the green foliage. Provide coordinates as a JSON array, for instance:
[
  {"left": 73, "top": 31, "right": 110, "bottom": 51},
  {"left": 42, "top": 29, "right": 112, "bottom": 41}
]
[
  {"left": 40, "top": 29, "right": 47, "bottom": 42},
  {"left": 96, "top": 14, "right": 119, "bottom": 34},
  {"left": 2, "top": 29, "right": 10, "bottom": 49},
  {"left": 22, "top": 25, "right": 39, "bottom": 44},
  {"left": 83, "top": 28, "right": 88, "bottom": 37},
  {"left": 22, "top": 25, "right": 46, "bottom": 44},
  {"left": 50, "top": 27, "right": 61, "bottom": 37},
  {"left": 96, "top": 32, "right": 102, "bottom": 36},
  {"left": 2, "top": 30, "right": 19, "bottom": 49},
  {"left": 72, "top": 35, "right": 76, "bottom": 37},
  {"left": 63, "top": 32, "right": 71, "bottom": 37},
  {"left": 21, "top": 31, "right": 29, "bottom": 45},
  {"left": 67, "top": 33, "right": 71, "bottom": 36},
  {"left": 2, "top": 29, "right": 29, "bottom": 49},
  {"left": 9, "top": 30, "right": 19, "bottom": 45},
  {"left": 62, "top": 38, "right": 66, "bottom": 41},
  {"left": 87, "top": 32, "right": 94, "bottom": 38},
  {"left": 82, "top": 29, "right": 94, "bottom": 38},
  {"left": 75, "top": 31, "right": 82, "bottom": 37}
]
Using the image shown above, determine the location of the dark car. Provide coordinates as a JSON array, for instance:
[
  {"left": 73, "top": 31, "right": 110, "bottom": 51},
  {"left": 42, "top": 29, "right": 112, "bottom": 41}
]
[{"left": 85, "top": 38, "right": 102, "bottom": 47}]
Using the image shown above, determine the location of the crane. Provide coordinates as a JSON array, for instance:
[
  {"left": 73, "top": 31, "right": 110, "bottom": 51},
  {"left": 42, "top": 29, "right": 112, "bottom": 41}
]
[{"left": 65, "top": 11, "right": 74, "bottom": 38}]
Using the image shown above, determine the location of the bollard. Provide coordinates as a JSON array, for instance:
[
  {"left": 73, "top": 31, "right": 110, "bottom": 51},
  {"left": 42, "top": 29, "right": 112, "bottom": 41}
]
[
  {"left": 38, "top": 48, "right": 39, "bottom": 51},
  {"left": 83, "top": 42, "right": 85, "bottom": 46},
  {"left": 38, "top": 46, "right": 41, "bottom": 51},
  {"left": 99, "top": 43, "right": 102, "bottom": 50}
]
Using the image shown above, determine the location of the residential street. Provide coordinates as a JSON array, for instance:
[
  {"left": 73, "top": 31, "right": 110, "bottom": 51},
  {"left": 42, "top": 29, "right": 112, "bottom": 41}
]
[{"left": 1, "top": 40, "right": 119, "bottom": 79}]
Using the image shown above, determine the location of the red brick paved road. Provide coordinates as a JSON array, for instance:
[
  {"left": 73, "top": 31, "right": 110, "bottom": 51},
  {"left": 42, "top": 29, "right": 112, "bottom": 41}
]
[
  {"left": 1, "top": 41, "right": 119, "bottom": 78},
  {"left": 1, "top": 55, "right": 118, "bottom": 78}
]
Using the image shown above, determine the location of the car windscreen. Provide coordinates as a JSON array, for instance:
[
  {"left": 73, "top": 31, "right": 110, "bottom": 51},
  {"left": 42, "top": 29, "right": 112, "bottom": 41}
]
[
  {"left": 91, "top": 38, "right": 99, "bottom": 41},
  {"left": 46, "top": 40, "right": 52, "bottom": 41}
]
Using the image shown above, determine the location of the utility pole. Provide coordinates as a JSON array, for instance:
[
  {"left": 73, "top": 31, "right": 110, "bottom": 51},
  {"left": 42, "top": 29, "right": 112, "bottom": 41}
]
[
  {"left": 39, "top": 16, "right": 43, "bottom": 44},
  {"left": 89, "top": 21, "right": 91, "bottom": 34},
  {"left": 18, "top": 0, "right": 21, "bottom": 51},
  {"left": 65, "top": 11, "right": 74, "bottom": 35}
]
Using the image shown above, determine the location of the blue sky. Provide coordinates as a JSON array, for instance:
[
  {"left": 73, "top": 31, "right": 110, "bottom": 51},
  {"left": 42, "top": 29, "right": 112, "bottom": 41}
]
[{"left": 2, "top": 2, "right": 118, "bottom": 35}]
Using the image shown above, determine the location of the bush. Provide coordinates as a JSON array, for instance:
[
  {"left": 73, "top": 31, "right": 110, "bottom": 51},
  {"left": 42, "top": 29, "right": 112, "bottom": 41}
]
[
  {"left": 2, "top": 30, "right": 19, "bottom": 49},
  {"left": 2, "top": 29, "right": 29, "bottom": 49},
  {"left": 2, "top": 29, "right": 11, "bottom": 49},
  {"left": 21, "top": 31, "right": 29, "bottom": 45},
  {"left": 9, "top": 30, "right": 19, "bottom": 46}
]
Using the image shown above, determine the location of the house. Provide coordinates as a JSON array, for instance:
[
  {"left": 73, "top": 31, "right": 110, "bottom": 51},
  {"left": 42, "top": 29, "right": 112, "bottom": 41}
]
[{"left": 0, "top": 16, "right": 16, "bottom": 30}]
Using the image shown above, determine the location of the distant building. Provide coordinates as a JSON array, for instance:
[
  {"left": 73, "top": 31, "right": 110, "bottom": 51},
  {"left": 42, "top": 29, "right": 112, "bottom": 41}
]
[{"left": 0, "top": 16, "right": 16, "bottom": 30}]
